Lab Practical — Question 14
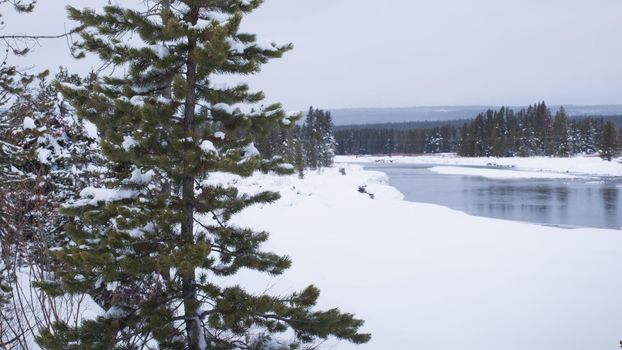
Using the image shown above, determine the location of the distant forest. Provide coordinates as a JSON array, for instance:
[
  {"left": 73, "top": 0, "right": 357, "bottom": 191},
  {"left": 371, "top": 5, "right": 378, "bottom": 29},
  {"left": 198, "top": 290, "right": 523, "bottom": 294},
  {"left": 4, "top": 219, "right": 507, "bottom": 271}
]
[{"left": 335, "top": 103, "right": 622, "bottom": 159}]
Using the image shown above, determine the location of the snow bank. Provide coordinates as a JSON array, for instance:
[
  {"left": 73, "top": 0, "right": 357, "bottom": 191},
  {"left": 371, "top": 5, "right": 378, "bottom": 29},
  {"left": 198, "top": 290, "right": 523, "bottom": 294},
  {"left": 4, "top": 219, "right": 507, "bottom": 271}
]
[
  {"left": 429, "top": 166, "right": 578, "bottom": 179},
  {"left": 338, "top": 154, "right": 622, "bottom": 177},
  {"left": 213, "top": 164, "right": 622, "bottom": 350}
]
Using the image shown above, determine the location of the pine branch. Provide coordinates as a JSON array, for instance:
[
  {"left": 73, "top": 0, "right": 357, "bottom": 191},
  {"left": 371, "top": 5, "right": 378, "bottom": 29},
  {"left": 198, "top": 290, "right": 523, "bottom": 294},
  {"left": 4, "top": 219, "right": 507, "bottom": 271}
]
[{"left": 0, "top": 29, "right": 80, "bottom": 40}]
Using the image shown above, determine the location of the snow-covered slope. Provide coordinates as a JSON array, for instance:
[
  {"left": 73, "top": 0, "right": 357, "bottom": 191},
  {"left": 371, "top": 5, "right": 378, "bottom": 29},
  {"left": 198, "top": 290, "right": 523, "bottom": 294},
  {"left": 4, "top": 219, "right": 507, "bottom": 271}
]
[
  {"left": 338, "top": 154, "right": 622, "bottom": 177},
  {"left": 428, "top": 165, "right": 579, "bottom": 179},
  {"left": 219, "top": 164, "right": 622, "bottom": 350}
]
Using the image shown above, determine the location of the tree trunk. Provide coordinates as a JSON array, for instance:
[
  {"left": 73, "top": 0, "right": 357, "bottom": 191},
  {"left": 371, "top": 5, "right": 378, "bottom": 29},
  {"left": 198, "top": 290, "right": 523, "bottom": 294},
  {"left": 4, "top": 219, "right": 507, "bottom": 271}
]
[
  {"left": 159, "top": 0, "right": 173, "bottom": 283},
  {"left": 181, "top": 5, "right": 200, "bottom": 349}
]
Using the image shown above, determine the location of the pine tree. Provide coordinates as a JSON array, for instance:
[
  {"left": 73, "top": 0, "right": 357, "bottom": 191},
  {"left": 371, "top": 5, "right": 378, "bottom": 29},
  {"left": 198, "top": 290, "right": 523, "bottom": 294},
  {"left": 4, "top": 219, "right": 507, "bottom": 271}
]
[
  {"left": 316, "top": 109, "right": 336, "bottom": 167},
  {"left": 294, "top": 137, "right": 305, "bottom": 178},
  {"left": 552, "top": 107, "right": 571, "bottom": 157},
  {"left": 38, "top": 2, "right": 369, "bottom": 349},
  {"left": 254, "top": 115, "right": 301, "bottom": 167},
  {"left": 599, "top": 120, "right": 618, "bottom": 161},
  {"left": 303, "top": 107, "right": 319, "bottom": 169},
  {"left": 490, "top": 122, "right": 504, "bottom": 157},
  {"left": 301, "top": 107, "right": 334, "bottom": 169}
]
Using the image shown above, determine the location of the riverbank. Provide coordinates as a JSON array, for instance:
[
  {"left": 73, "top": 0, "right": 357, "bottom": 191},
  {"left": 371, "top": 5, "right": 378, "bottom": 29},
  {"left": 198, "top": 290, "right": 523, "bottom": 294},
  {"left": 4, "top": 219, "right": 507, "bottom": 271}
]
[
  {"left": 337, "top": 154, "right": 622, "bottom": 177},
  {"left": 225, "top": 164, "right": 622, "bottom": 350}
]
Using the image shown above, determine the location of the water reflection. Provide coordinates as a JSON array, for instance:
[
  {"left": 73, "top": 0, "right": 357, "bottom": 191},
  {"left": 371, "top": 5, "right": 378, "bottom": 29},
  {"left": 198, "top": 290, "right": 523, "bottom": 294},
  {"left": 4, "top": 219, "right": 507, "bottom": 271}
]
[
  {"left": 601, "top": 188, "right": 619, "bottom": 212},
  {"left": 555, "top": 187, "right": 569, "bottom": 222},
  {"left": 555, "top": 187, "right": 569, "bottom": 203},
  {"left": 533, "top": 185, "right": 552, "bottom": 201},
  {"left": 366, "top": 163, "right": 622, "bottom": 230},
  {"left": 601, "top": 188, "right": 619, "bottom": 229}
]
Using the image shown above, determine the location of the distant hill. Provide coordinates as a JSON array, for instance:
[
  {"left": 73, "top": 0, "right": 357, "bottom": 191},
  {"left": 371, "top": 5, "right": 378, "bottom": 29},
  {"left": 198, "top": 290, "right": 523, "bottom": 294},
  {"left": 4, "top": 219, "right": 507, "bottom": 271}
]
[
  {"left": 335, "top": 115, "right": 622, "bottom": 131},
  {"left": 334, "top": 119, "right": 473, "bottom": 130},
  {"left": 329, "top": 105, "right": 622, "bottom": 126}
]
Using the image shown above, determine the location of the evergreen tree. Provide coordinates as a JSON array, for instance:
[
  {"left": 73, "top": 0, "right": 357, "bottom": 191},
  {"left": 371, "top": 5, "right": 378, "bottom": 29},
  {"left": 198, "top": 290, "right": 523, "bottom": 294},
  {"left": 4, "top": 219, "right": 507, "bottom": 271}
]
[
  {"left": 38, "top": 2, "right": 369, "bottom": 349},
  {"left": 552, "top": 107, "right": 571, "bottom": 157},
  {"left": 490, "top": 111, "right": 506, "bottom": 157},
  {"left": 301, "top": 107, "right": 335, "bottom": 168},
  {"left": 316, "top": 109, "right": 336, "bottom": 167},
  {"left": 457, "top": 123, "right": 472, "bottom": 156},
  {"left": 254, "top": 115, "right": 301, "bottom": 167},
  {"left": 294, "top": 137, "right": 305, "bottom": 178},
  {"left": 599, "top": 120, "right": 618, "bottom": 161},
  {"left": 425, "top": 129, "right": 442, "bottom": 154},
  {"left": 303, "top": 107, "right": 319, "bottom": 169}
]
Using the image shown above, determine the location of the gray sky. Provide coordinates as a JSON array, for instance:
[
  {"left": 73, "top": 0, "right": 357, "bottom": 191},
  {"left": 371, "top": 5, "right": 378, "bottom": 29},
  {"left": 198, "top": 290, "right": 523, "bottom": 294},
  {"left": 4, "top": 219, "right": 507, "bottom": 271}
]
[{"left": 3, "top": 0, "right": 622, "bottom": 110}]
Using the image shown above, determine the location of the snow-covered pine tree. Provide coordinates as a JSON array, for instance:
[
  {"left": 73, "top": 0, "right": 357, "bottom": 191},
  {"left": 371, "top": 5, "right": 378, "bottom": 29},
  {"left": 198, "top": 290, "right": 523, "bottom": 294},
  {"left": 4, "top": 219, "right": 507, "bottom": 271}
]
[
  {"left": 599, "top": 120, "right": 618, "bottom": 161},
  {"left": 301, "top": 107, "right": 334, "bottom": 169},
  {"left": 424, "top": 129, "right": 442, "bottom": 155},
  {"left": 15, "top": 70, "right": 102, "bottom": 242},
  {"left": 38, "top": 2, "right": 369, "bottom": 349},
  {"left": 254, "top": 116, "right": 300, "bottom": 168},
  {"left": 294, "top": 137, "right": 305, "bottom": 178},
  {"left": 0, "top": 70, "right": 103, "bottom": 347},
  {"left": 316, "top": 109, "right": 336, "bottom": 168},
  {"left": 303, "top": 106, "right": 319, "bottom": 169},
  {"left": 552, "top": 107, "right": 571, "bottom": 157}
]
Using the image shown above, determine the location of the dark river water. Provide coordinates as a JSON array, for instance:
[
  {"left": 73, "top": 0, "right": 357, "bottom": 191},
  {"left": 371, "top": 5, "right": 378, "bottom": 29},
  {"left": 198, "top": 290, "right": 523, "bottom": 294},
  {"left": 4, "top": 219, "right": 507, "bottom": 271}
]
[{"left": 363, "top": 162, "right": 622, "bottom": 230}]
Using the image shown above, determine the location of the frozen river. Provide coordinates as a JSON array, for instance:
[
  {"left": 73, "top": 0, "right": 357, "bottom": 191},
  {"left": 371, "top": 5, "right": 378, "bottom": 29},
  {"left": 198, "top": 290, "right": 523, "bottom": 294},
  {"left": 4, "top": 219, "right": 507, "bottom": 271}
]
[{"left": 364, "top": 162, "right": 622, "bottom": 230}]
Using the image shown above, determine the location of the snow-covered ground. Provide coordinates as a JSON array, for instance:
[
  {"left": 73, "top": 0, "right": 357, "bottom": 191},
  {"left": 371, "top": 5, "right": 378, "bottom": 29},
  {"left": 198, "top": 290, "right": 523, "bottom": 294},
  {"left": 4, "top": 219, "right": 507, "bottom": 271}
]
[
  {"left": 18, "top": 164, "right": 622, "bottom": 349},
  {"left": 337, "top": 154, "right": 622, "bottom": 177},
  {"left": 220, "top": 164, "right": 622, "bottom": 350},
  {"left": 428, "top": 165, "right": 578, "bottom": 179}
]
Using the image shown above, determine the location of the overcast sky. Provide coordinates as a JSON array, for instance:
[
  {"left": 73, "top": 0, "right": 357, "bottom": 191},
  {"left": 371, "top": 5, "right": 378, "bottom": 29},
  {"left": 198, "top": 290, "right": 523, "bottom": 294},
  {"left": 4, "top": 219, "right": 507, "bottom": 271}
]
[{"left": 3, "top": 0, "right": 622, "bottom": 110}]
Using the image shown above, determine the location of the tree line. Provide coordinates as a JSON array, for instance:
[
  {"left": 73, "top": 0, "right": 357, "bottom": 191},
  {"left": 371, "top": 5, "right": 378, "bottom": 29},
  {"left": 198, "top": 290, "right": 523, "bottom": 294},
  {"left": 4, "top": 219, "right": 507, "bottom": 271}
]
[
  {"left": 336, "top": 124, "right": 458, "bottom": 156},
  {"left": 335, "top": 102, "right": 622, "bottom": 160}
]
